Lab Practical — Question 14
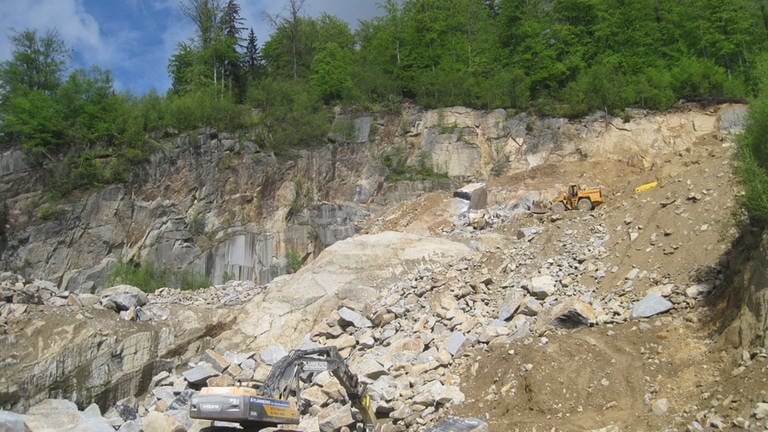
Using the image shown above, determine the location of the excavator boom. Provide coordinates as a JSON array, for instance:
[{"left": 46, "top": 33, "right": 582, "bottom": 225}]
[{"left": 190, "top": 346, "right": 377, "bottom": 431}]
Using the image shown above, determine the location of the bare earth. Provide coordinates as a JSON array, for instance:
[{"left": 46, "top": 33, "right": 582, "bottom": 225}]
[{"left": 367, "top": 131, "right": 768, "bottom": 431}]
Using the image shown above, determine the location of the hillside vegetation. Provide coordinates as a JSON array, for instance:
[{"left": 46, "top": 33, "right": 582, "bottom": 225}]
[{"left": 0, "top": 0, "right": 767, "bottom": 206}]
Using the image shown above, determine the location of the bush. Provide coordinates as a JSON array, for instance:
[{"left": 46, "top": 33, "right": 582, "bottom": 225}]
[
  {"left": 671, "top": 57, "right": 727, "bottom": 100},
  {"left": 735, "top": 55, "right": 768, "bottom": 224},
  {"left": 178, "top": 268, "right": 211, "bottom": 291},
  {"left": 107, "top": 259, "right": 171, "bottom": 293},
  {"left": 107, "top": 258, "right": 211, "bottom": 292},
  {"left": 286, "top": 249, "right": 304, "bottom": 273}
]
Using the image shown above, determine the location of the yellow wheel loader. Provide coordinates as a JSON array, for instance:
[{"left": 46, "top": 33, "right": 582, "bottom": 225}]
[
  {"left": 551, "top": 184, "right": 604, "bottom": 212},
  {"left": 189, "top": 346, "right": 378, "bottom": 432}
]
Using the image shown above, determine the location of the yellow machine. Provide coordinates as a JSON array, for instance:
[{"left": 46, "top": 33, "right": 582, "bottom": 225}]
[
  {"left": 552, "top": 184, "right": 604, "bottom": 211},
  {"left": 190, "top": 346, "right": 377, "bottom": 432}
]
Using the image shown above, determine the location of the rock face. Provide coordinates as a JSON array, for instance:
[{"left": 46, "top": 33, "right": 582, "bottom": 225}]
[
  {"left": 0, "top": 273, "right": 235, "bottom": 413},
  {"left": 0, "top": 105, "right": 743, "bottom": 293},
  {"left": 723, "top": 230, "right": 768, "bottom": 350}
]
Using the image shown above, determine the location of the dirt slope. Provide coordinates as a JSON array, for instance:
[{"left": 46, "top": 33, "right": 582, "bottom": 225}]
[{"left": 365, "top": 132, "right": 768, "bottom": 431}]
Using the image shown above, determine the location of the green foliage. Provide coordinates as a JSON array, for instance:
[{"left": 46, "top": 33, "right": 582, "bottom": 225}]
[
  {"left": 287, "top": 177, "right": 312, "bottom": 220},
  {"left": 311, "top": 42, "right": 356, "bottom": 103},
  {"left": 0, "top": 201, "right": 6, "bottom": 241},
  {"left": 248, "top": 78, "right": 329, "bottom": 152},
  {"left": 671, "top": 57, "right": 728, "bottom": 99},
  {"left": 380, "top": 146, "right": 448, "bottom": 183},
  {"left": 1, "top": 0, "right": 767, "bottom": 204},
  {"left": 286, "top": 249, "right": 304, "bottom": 273},
  {"left": 735, "top": 56, "right": 768, "bottom": 224},
  {"left": 188, "top": 212, "right": 206, "bottom": 236},
  {"left": 107, "top": 258, "right": 211, "bottom": 293},
  {"left": 179, "top": 268, "right": 212, "bottom": 291},
  {"left": 107, "top": 259, "right": 171, "bottom": 293}
]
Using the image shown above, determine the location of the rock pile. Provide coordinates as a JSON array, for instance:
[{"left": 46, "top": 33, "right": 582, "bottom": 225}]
[{"left": 0, "top": 273, "right": 266, "bottom": 331}]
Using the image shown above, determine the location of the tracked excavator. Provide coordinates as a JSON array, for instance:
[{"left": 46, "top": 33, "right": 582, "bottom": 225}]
[{"left": 189, "top": 346, "right": 378, "bottom": 432}]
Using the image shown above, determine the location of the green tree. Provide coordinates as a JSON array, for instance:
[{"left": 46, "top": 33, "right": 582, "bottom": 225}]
[
  {"left": 310, "top": 42, "right": 355, "bottom": 103},
  {"left": 244, "top": 28, "right": 264, "bottom": 81},
  {"left": 248, "top": 78, "right": 329, "bottom": 151},
  {"left": 0, "top": 30, "right": 69, "bottom": 152},
  {"left": 736, "top": 55, "right": 768, "bottom": 223},
  {"left": 0, "top": 29, "right": 68, "bottom": 95}
]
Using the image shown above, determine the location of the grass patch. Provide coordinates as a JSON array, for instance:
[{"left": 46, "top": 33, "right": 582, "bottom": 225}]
[{"left": 107, "top": 258, "right": 210, "bottom": 293}]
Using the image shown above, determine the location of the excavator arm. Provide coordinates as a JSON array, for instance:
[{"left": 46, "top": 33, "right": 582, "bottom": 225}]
[
  {"left": 190, "top": 346, "right": 377, "bottom": 432},
  {"left": 261, "top": 346, "right": 377, "bottom": 431}
]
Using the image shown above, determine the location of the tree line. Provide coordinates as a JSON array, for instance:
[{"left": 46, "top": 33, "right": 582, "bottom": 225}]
[{"left": 1, "top": 0, "right": 767, "bottom": 198}]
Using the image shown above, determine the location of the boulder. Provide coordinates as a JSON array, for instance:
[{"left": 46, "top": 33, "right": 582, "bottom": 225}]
[
  {"left": 631, "top": 293, "right": 673, "bottom": 319},
  {"left": 354, "top": 357, "right": 388, "bottom": 380},
  {"left": 0, "top": 411, "right": 26, "bottom": 432},
  {"left": 201, "top": 349, "right": 231, "bottom": 372},
  {"left": 182, "top": 365, "right": 219, "bottom": 385},
  {"left": 141, "top": 411, "right": 186, "bottom": 432},
  {"left": 444, "top": 331, "right": 466, "bottom": 356},
  {"left": 99, "top": 285, "right": 148, "bottom": 311},
  {"left": 318, "top": 403, "right": 354, "bottom": 432},
  {"left": 497, "top": 289, "right": 527, "bottom": 321},
  {"left": 413, "top": 381, "right": 465, "bottom": 406},
  {"left": 23, "top": 399, "right": 114, "bottom": 432},
  {"left": 550, "top": 299, "right": 596, "bottom": 328},
  {"left": 529, "top": 275, "right": 556, "bottom": 299},
  {"left": 453, "top": 183, "right": 487, "bottom": 210},
  {"left": 426, "top": 417, "right": 488, "bottom": 432},
  {"left": 338, "top": 307, "right": 372, "bottom": 328},
  {"left": 259, "top": 345, "right": 288, "bottom": 365}
]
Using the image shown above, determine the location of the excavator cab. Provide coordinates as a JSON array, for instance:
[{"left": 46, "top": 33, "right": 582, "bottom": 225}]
[{"left": 190, "top": 346, "right": 377, "bottom": 432}]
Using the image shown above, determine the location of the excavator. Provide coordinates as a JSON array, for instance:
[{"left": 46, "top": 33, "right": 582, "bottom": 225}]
[{"left": 189, "top": 346, "right": 378, "bottom": 432}]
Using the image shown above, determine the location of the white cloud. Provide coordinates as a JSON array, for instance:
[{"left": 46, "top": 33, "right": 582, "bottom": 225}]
[{"left": 0, "top": 0, "right": 111, "bottom": 64}]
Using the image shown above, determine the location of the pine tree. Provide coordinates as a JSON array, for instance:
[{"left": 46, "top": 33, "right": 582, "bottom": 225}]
[
  {"left": 244, "top": 28, "right": 263, "bottom": 81},
  {"left": 219, "top": 0, "right": 245, "bottom": 100}
]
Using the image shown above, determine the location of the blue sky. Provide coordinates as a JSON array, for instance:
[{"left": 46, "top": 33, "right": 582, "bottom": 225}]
[{"left": 0, "top": 0, "right": 383, "bottom": 94}]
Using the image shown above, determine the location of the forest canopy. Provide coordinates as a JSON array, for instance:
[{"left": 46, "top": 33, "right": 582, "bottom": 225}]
[{"left": 0, "top": 0, "right": 767, "bottom": 197}]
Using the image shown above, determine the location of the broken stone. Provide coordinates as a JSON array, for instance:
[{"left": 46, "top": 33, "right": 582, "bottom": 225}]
[
  {"left": 453, "top": 183, "right": 487, "bottom": 210},
  {"left": 142, "top": 411, "right": 186, "bottom": 432},
  {"left": 478, "top": 320, "right": 510, "bottom": 343},
  {"left": 413, "top": 381, "right": 465, "bottom": 406},
  {"left": 529, "top": 275, "right": 556, "bottom": 300},
  {"left": 201, "top": 349, "right": 231, "bottom": 373},
  {"left": 329, "top": 334, "right": 357, "bottom": 351},
  {"left": 354, "top": 357, "right": 388, "bottom": 380},
  {"left": 754, "top": 402, "right": 768, "bottom": 419},
  {"left": 444, "top": 331, "right": 466, "bottom": 356},
  {"left": 371, "top": 310, "right": 396, "bottom": 327},
  {"left": 259, "top": 345, "right": 288, "bottom": 365},
  {"left": 338, "top": 307, "right": 373, "bottom": 328},
  {"left": 549, "top": 299, "right": 596, "bottom": 328},
  {"left": 516, "top": 227, "right": 542, "bottom": 241},
  {"left": 425, "top": 417, "right": 488, "bottom": 432},
  {"left": 468, "top": 210, "right": 488, "bottom": 230},
  {"left": 182, "top": 365, "right": 219, "bottom": 385},
  {"left": 519, "top": 297, "right": 542, "bottom": 316},
  {"left": 497, "top": 289, "right": 526, "bottom": 321},
  {"left": 0, "top": 410, "right": 26, "bottom": 432},
  {"left": 652, "top": 398, "right": 669, "bottom": 415},
  {"left": 630, "top": 293, "right": 673, "bottom": 319},
  {"left": 99, "top": 285, "right": 148, "bottom": 311},
  {"left": 685, "top": 282, "right": 714, "bottom": 299},
  {"left": 318, "top": 402, "right": 354, "bottom": 432}
]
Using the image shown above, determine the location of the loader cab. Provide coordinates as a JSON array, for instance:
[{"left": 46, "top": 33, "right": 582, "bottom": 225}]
[{"left": 568, "top": 184, "right": 579, "bottom": 198}]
